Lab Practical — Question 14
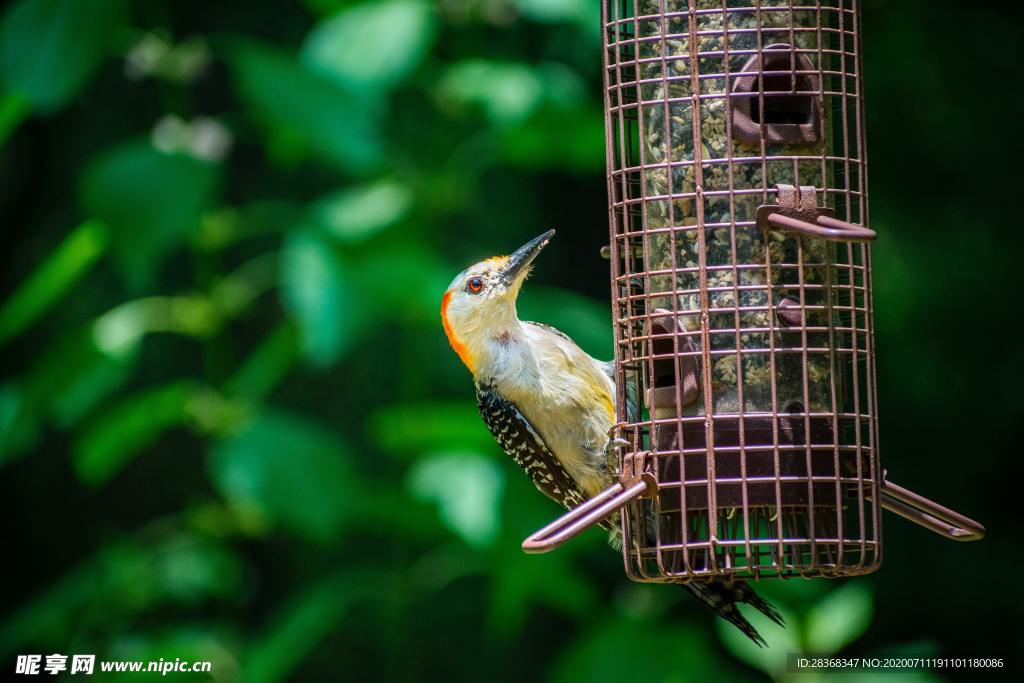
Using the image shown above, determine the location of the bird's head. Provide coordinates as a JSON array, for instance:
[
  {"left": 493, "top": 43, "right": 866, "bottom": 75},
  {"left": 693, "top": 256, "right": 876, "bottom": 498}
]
[{"left": 441, "top": 229, "right": 554, "bottom": 373}]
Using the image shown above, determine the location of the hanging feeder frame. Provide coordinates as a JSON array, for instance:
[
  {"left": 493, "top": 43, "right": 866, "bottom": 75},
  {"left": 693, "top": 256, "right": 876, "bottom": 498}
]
[{"left": 521, "top": 0, "right": 984, "bottom": 583}]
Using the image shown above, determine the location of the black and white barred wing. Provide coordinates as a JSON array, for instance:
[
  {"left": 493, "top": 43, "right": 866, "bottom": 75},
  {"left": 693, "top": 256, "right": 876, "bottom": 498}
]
[{"left": 474, "top": 382, "right": 587, "bottom": 511}]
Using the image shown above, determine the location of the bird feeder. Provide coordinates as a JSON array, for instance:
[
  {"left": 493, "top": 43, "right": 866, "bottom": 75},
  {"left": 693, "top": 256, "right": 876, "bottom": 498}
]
[{"left": 521, "top": 0, "right": 984, "bottom": 583}]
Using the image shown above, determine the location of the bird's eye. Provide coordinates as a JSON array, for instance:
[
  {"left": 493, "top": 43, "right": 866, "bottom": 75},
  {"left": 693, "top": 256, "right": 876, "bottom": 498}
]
[{"left": 466, "top": 277, "right": 484, "bottom": 294}]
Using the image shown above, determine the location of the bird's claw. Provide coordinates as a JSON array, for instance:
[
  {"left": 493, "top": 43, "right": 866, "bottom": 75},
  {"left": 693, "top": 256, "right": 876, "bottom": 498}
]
[{"left": 604, "top": 437, "right": 632, "bottom": 458}]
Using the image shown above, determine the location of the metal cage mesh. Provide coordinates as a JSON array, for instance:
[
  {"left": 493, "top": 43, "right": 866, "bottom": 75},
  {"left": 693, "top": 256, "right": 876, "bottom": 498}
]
[{"left": 603, "top": 0, "right": 881, "bottom": 582}]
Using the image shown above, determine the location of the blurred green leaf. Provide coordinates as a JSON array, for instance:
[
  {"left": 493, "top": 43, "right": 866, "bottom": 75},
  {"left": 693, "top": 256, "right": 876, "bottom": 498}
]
[
  {"left": 0, "top": 0, "right": 126, "bottom": 113},
  {"left": 311, "top": 179, "right": 412, "bottom": 243},
  {"left": 92, "top": 295, "right": 221, "bottom": 356},
  {"left": 0, "top": 220, "right": 108, "bottom": 346},
  {"left": 49, "top": 347, "right": 136, "bottom": 428},
  {"left": 80, "top": 140, "right": 220, "bottom": 288},
  {"left": 0, "top": 383, "right": 32, "bottom": 463},
  {"left": 280, "top": 230, "right": 363, "bottom": 366},
  {"left": 438, "top": 61, "right": 543, "bottom": 126},
  {"left": 73, "top": 380, "right": 196, "bottom": 485},
  {"left": 0, "top": 91, "right": 29, "bottom": 148},
  {"left": 435, "top": 58, "right": 603, "bottom": 171},
  {"left": 208, "top": 411, "right": 356, "bottom": 542},
  {"left": 487, "top": 546, "right": 597, "bottom": 636},
  {"left": 302, "top": 0, "right": 347, "bottom": 17},
  {"left": 368, "top": 401, "right": 494, "bottom": 455},
  {"left": 350, "top": 239, "right": 450, "bottom": 321},
  {"left": 804, "top": 581, "right": 874, "bottom": 654},
  {"left": 514, "top": 0, "right": 599, "bottom": 29},
  {"left": 552, "top": 618, "right": 728, "bottom": 683},
  {"left": 106, "top": 626, "right": 239, "bottom": 679},
  {"left": 437, "top": 60, "right": 585, "bottom": 127},
  {"left": 87, "top": 254, "right": 274, "bottom": 359},
  {"left": 0, "top": 546, "right": 104, "bottom": 655},
  {"left": 224, "top": 38, "right": 381, "bottom": 171},
  {"left": 209, "top": 253, "right": 278, "bottom": 319},
  {"left": 194, "top": 200, "right": 302, "bottom": 252},
  {"left": 1, "top": 329, "right": 137, "bottom": 465},
  {"left": 407, "top": 451, "right": 504, "bottom": 547},
  {"left": 499, "top": 104, "right": 604, "bottom": 170},
  {"left": 151, "top": 534, "right": 245, "bottom": 606},
  {"left": 245, "top": 573, "right": 388, "bottom": 683},
  {"left": 301, "top": 0, "right": 435, "bottom": 91},
  {"left": 484, "top": 472, "right": 605, "bottom": 634},
  {"left": 0, "top": 533, "right": 242, "bottom": 658},
  {"left": 225, "top": 323, "right": 300, "bottom": 401}
]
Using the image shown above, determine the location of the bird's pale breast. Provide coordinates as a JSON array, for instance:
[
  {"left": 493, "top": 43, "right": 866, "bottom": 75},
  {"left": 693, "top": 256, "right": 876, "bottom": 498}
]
[{"left": 494, "top": 324, "right": 616, "bottom": 497}]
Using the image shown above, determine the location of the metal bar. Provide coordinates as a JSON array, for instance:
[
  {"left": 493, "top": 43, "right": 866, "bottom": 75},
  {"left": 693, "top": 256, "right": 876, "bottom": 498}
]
[
  {"left": 522, "top": 479, "right": 652, "bottom": 554},
  {"left": 767, "top": 212, "right": 876, "bottom": 242},
  {"left": 875, "top": 479, "right": 985, "bottom": 542}
]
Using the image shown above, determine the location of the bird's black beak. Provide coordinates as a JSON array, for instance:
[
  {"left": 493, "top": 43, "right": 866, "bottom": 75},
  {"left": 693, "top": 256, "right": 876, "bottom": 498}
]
[{"left": 500, "top": 229, "right": 555, "bottom": 286}]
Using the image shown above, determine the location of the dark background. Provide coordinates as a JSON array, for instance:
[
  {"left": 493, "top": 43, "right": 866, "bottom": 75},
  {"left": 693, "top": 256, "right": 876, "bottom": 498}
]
[{"left": 0, "top": 0, "right": 1019, "bottom": 681}]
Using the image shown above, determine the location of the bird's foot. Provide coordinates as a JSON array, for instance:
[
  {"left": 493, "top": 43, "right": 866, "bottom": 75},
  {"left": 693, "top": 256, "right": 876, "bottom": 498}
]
[{"left": 604, "top": 437, "right": 631, "bottom": 458}]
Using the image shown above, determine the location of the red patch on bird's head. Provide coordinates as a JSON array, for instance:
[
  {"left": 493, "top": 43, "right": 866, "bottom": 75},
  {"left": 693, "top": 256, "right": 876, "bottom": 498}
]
[{"left": 441, "top": 290, "right": 474, "bottom": 373}]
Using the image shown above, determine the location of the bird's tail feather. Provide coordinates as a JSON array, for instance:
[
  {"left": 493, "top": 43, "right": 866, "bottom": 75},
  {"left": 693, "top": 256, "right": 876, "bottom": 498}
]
[
  {"left": 684, "top": 579, "right": 783, "bottom": 647},
  {"left": 732, "top": 581, "right": 785, "bottom": 627}
]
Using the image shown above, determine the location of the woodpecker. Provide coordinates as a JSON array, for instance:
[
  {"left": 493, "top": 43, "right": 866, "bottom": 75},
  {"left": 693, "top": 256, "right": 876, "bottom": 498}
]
[{"left": 441, "top": 229, "right": 784, "bottom": 646}]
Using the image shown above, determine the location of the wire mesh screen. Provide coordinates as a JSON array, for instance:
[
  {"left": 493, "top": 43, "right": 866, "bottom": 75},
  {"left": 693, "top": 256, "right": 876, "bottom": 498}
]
[{"left": 604, "top": 0, "right": 881, "bottom": 581}]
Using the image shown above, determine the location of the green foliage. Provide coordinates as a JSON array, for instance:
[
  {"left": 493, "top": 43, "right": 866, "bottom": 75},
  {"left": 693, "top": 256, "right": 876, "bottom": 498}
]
[
  {"left": 1, "top": 329, "right": 137, "bottom": 465},
  {"left": 486, "top": 541, "right": 597, "bottom": 636},
  {"left": 438, "top": 60, "right": 584, "bottom": 127},
  {"left": 804, "top": 582, "right": 874, "bottom": 654},
  {"left": 279, "top": 230, "right": 362, "bottom": 366},
  {"left": 209, "top": 410, "right": 357, "bottom": 543},
  {"left": 80, "top": 140, "right": 220, "bottom": 288},
  {"left": 348, "top": 238, "right": 450, "bottom": 321},
  {"left": 0, "top": 531, "right": 242, "bottom": 656},
  {"left": 224, "top": 323, "right": 299, "bottom": 401},
  {"left": 408, "top": 451, "right": 504, "bottom": 547},
  {"left": 224, "top": 38, "right": 381, "bottom": 171},
  {"left": 0, "top": 220, "right": 108, "bottom": 345},
  {"left": 244, "top": 573, "right": 391, "bottom": 683},
  {"left": 368, "top": 401, "right": 495, "bottom": 455},
  {"left": 310, "top": 179, "right": 412, "bottom": 243},
  {"left": 551, "top": 618, "right": 723, "bottom": 683},
  {"left": 300, "top": 0, "right": 436, "bottom": 92},
  {"left": 74, "top": 380, "right": 196, "bottom": 485},
  {"left": 717, "top": 582, "right": 879, "bottom": 683},
  {"left": 0, "top": 0, "right": 126, "bottom": 113}
]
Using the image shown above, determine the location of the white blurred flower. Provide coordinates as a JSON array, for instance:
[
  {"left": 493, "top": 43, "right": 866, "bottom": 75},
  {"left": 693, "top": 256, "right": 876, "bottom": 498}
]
[
  {"left": 125, "top": 33, "right": 211, "bottom": 83},
  {"left": 152, "top": 115, "right": 232, "bottom": 162}
]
